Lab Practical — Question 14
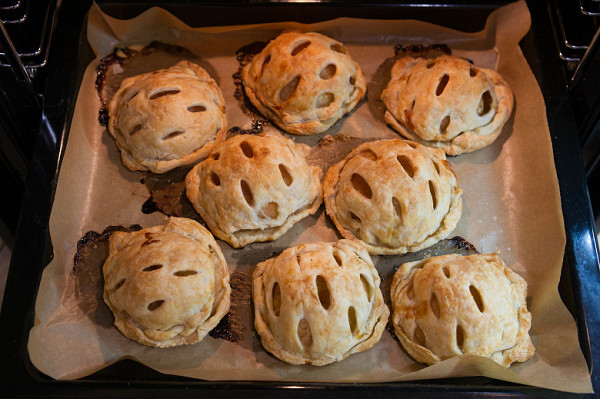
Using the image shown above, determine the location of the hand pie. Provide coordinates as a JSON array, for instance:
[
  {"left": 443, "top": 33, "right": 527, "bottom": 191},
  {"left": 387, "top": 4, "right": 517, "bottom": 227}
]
[
  {"left": 390, "top": 253, "right": 534, "bottom": 367},
  {"left": 241, "top": 31, "right": 366, "bottom": 135},
  {"left": 252, "top": 240, "right": 389, "bottom": 365},
  {"left": 185, "top": 132, "right": 322, "bottom": 248},
  {"left": 102, "top": 217, "right": 230, "bottom": 348},
  {"left": 108, "top": 60, "right": 226, "bottom": 173},
  {"left": 323, "top": 139, "right": 462, "bottom": 255},
  {"left": 381, "top": 55, "right": 514, "bottom": 155}
]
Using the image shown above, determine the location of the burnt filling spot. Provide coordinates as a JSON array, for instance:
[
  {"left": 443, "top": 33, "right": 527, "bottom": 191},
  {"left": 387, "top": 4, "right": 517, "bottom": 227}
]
[
  {"left": 227, "top": 119, "right": 270, "bottom": 138},
  {"left": 448, "top": 236, "right": 478, "bottom": 253},
  {"left": 96, "top": 48, "right": 136, "bottom": 127},
  {"left": 234, "top": 41, "right": 270, "bottom": 119},
  {"left": 72, "top": 225, "right": 143, "bottom": 273},
  {"left": 393, "top": 43, "right": 452, "bottom": 58},
  {"left": 208, "top": 312, "right": 241, "bottom": 343}
]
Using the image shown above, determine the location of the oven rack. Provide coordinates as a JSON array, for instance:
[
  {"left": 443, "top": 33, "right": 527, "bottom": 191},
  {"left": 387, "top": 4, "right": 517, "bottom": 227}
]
[
  {"left": 0, "top": 0, "right": 57, "bottom": 234},
  {"left": 549, "top": 0, "right": 600, "bottom": 226},
  {"left": 550, "top": 0, "right": 599, "bottom": 64},
  {"left": 0, "top": 0, "right": 57, "bottom": 76}
]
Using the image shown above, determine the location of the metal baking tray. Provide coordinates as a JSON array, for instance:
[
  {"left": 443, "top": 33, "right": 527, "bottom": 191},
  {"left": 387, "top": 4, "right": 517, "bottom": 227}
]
[{"left": 1, "top": 0, "right": 599, "bottom": 397}]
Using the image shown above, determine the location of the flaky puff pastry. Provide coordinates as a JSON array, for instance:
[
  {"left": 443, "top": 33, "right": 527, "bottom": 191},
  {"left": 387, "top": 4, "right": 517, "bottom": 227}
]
[
  {"left": 391, "top": 253, "right": 534, "bottom": 367},
  {"left": 381, "top": 55, "right": 514, "bottom": 155},
  {"left": 102, "top": 217, "right": 230, "bottom": 348},
  {"left": 108, "top": 60, "right": 226, "bottom": 173},
  {"left": 324, "top": 139, "right": 462, "bottom": 255},
  {"left": 185, "top": 132, "right": 322, "bottom": 248},
  {"left": 241, "top": 32, "right": 366, "bottom": 135},
  {"left": 253, "top": 240, "right": 389, "bottom": 365}
]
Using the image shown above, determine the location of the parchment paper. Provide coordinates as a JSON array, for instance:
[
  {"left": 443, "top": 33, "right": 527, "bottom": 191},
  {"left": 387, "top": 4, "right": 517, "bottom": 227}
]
[{"left": 27, "top": 1, "right": 593, "bottom": 393}]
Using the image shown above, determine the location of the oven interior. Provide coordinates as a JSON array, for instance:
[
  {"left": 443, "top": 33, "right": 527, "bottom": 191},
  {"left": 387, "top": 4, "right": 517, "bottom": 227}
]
[{"left": 0, "top": 0, "right": 599, "bottom": 397}]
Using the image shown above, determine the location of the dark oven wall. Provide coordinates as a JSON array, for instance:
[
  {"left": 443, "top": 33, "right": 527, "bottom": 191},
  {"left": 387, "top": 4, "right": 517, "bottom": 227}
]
[
  {"left": 550, "top": 0, "right": 600, "bottom": 230},
  {"left": 0, "top": 0, "right": 57, "bottom": 236}
]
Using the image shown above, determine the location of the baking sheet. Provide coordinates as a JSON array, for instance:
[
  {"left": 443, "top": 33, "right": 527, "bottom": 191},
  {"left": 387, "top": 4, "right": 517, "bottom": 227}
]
[{"left": 27, "top": 0, "right": 593, "bottom": 393}]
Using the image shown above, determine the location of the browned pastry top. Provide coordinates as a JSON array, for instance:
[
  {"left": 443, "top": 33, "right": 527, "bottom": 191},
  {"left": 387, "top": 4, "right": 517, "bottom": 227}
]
[
  {"left": 381, "top": 55, "right": 514, "bottom": 155},
  {"left": 252, "top": 239, "right": 389, "bottom": 365},
  {"left": 108, "top": 60, "right": 226, "bottom": 173},
  {"left": 324, "top": 139, "right": 462, "bottom": 255},
  {"left": 242, "top": 31, "right": 366, "bottom": 135},
  {"left": 102, "top": 217, "right": 230, "bottom": 348},
  {"left": 185, "top": 132, "right": 322, "bottom": 248},
  {"left": 390, "top": 253, "right": 534, "bottom": 367}
]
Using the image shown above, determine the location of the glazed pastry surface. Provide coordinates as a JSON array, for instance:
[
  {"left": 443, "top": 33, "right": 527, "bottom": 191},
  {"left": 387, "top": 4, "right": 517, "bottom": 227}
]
[
  {"left": 241, "top": 31, "right": 366, "bottom": 135},
  {"left": 102, "top": 217, "right": 230, "bottom": 348},
  {"left": 381, "top": 55, "right": 514, "bottom": 155},
  {"left": 252, "top": 239, "right": 389, "bottom": 365},
  {"left": 185, "top": 132, "right": 322, "bottom": 248},
  {"left": 390, "top": 253, "right": 534, "bottom": 367},
  {"left": 108, "top": 60, "right": 226, "bottom": 173},
  {"left": 324, "top": 139, "right": 462, "bottom": 255}
]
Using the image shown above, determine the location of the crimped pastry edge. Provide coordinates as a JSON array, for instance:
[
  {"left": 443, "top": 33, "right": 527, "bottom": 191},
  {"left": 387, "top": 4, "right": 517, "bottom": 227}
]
[
  {"left": 108, "top": 60, "right": 227, "bottom": 173},
  {"left": 323, "top": 139, "right": 463, "bottom": 255},
  {"left": 252, "top": 239, "right": 390, "bottom": 365},
  {"left": 390, "top": 253, "right": 534, "bottom": 367},
  {"left": 241, "top": 31, "right": 367, "bottom": 136},
  {"left": 185, "top": 132, "right": 323, "bottom": 248},
  {"left": 381, "top": 56, "right": 514, "bottom": 155},
  {"left": 102, "top": 217, "right": 231, "bottom": 348}
]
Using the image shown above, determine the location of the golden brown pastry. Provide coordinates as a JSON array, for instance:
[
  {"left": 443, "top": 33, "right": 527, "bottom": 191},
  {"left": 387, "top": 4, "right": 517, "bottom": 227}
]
[
  {"left": 108, "top": 60, "right": 226, "bottom": 173},
  {"left": 381, "top": 55, "right": 514, "bottom": 155},
  {"left": 185, "top": 132, "right": 322, "bottom": 248},
  {"left": 252, "top": 239, "right": 389, "bottom": 365},
  {"left": 102, "top": 217, "right": 230, "bottom": 348},
  {"left": 323, "top": 139, "right": 462, "bottom": 255},
  {"left": 241, "top": 31, "right": 366, "bottom": 135},
  {"left": 390, "top": 253, "right": 534, "bottom": 367}
]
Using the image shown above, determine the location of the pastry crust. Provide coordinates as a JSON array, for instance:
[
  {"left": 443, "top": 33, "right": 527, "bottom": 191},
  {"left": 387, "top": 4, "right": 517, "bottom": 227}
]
[
  {"left": 323, "top": 139, "right": 462, "bottom": 255},
  {"left": 108, "top": 60, "right": 227, "bottom": 173},
  {"left": 102, "top": 217, "right": 230, "bottom": 348},
  {"left": 185, "top": 132, "right": 323, "bottom": 248},
  {"left": 381, "top": 55, "right": 514, "bottom": 155},
  {"left": 390, "top": 253, "right": 534, "bottom": 367},
  {"left": 252, "top": 240, "right": 389, "bottom": 365},
  {"left": 241, "top": 31, "right": 366, "bottom": 135}
]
